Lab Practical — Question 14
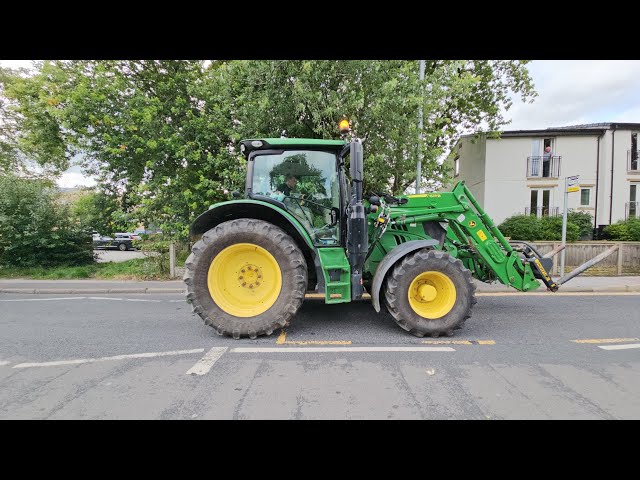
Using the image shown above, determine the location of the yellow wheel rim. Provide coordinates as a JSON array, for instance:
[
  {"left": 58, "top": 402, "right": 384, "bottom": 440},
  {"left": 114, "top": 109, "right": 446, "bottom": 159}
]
[
  {"left": 207, "top": 243, "right": 282, "bottom": 317},
  {"left": 407, "top": 271, "right": 456, "bottom": 319}
]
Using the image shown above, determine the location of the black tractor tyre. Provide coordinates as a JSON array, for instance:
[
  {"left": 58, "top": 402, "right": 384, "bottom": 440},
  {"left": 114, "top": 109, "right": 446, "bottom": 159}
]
[
  {"left": 118, "top": 243, "right": 128, "bottom": 251},
  {"left": 384, "top": 249, "right": 477, "bottom": 338},
  {"left": 183, "top": 219, "right": 307, "bottom": 339}
]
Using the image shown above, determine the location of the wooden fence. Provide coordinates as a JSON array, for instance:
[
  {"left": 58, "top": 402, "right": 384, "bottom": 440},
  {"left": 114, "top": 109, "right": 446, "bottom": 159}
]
[{"left": 528, "top": 242, "right": 640, "bottom": 276}]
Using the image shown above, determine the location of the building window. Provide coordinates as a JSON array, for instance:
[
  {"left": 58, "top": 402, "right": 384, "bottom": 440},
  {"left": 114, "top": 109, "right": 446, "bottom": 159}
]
[
  {"left": 580, "top": 188, "right": 591, "bottom": 206},
  {"left": 630, "top": 183, "right": 638, "bottom": 219},
  {"left": 454, "top": 157, "right": 460, "bottom": 177},
  {"left": 528, "top": 137, "right": 558, "bottom": 178},
  {"left": 528, "top": 188, "right": 555, "bottom": 217}
]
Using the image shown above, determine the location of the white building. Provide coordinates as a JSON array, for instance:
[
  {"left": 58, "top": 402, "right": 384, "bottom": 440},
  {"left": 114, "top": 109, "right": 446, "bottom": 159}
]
[{"left": 449, "top": 123, "right": 640, "bottom": 235}]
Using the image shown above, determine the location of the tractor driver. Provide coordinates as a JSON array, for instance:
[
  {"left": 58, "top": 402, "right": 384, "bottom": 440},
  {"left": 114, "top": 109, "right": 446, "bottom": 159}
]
[{"left": 278, "top": 174, "right": 298, "bottom": 196}]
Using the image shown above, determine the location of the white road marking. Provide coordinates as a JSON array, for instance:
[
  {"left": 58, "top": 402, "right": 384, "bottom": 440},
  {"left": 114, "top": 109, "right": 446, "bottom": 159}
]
[
  {"left": 598, "top": 343, "right": 640, "bottom": 351},
  {"left": 231, "top": 346, "right": 455, "bottom": 353},
  {"left": 0, "top": 361, "right": 10, "bottom": 366},
  {"left": 88, "top": 297, "right": 124, "bottom": 301},
  {"left": 125, "top": 298, "right": 162, "bottom": 302},
  {"left": 0, "top": 297, "right": 87, "bottom": 302},
  {"left": 185, "top": 347, "right": 228, "bottom": 375},
  {"left": 168, "top": 300, "right": 185, "bottom": 302},
  {"left": 13, "top": 348, "right": 205, "bottom": 368}
]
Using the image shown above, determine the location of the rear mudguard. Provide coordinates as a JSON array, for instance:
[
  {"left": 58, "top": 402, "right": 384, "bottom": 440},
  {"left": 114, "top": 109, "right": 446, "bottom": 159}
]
[{"left": 370, "top": 239, "right": 440, "bottom": 312}]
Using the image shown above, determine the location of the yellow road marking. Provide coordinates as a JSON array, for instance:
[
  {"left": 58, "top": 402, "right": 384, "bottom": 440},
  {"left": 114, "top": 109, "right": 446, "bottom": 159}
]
[
  {"left": 276, "top": 330, "right": 287, "bottom": 345},
  {"left": 572, "top": 338, "right": 639, "bottom": 344},
  {"left": 422, "top": 340, "right": 495, "bottom": 345},
  {"left": 284, "top": 340, "right": 352, "bottom": 345}
]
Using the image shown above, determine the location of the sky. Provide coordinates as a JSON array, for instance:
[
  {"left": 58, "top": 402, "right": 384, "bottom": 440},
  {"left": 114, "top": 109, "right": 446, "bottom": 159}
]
[{"left": 2, "top": 60, "right": 640, "bottom": 188}]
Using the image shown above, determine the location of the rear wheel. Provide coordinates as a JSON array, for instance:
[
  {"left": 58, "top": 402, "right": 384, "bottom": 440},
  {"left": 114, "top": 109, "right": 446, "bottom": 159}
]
[
  {"left": 384, "top": 249, "right": 476, "bottom": 337},
  {"left": 183, "top": 219, "right": 307, "bottom": 339}
]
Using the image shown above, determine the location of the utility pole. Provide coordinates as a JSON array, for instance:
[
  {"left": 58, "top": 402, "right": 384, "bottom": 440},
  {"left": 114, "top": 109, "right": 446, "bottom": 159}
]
[
  {"left": 560, "top": 176, "right": 568, "bottom": 277},
  {"left": 416, "top": 60, "right": 425, "bottom": 194}
]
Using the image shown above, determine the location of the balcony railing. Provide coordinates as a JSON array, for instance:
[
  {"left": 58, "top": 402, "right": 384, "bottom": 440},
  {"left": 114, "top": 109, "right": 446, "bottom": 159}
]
[
  {"left": 524, "top": 206, "right": 560, "bottom": 217},
  {"left": 527, "top": 155, "right": 561, "bottom": 178},
  {"left": 626, "top": 202, "right": 639, "bottom": 220},
  {"left": 628, "top": 150, "right": 639, "bottom": 172}
]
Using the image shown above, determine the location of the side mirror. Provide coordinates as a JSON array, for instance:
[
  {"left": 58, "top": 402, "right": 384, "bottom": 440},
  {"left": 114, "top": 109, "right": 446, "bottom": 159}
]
[{"left": 231, "top": 191, "right": 241, "bottom": 199}]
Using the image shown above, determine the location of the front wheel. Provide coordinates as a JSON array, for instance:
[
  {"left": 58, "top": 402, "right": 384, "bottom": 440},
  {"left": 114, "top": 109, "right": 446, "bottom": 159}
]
[
  {"left": 384, "top": 249, "right": 476, "bottom": 337},
  {"left": 183, "top": 219, "right": 307, "bottom": 339},
  {"left": 118, "top": 243, "right": 128, "bottom": 251}
]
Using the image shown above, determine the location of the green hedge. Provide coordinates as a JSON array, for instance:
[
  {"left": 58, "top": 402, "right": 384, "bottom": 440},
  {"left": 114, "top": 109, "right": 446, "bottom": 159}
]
[
  {"left": 498, "top": 214, "right": 580, "bottom": 242},
  {"left": 0, "top": 175, "right": 94, "bottom": 267},
  {"left": 603, "top": 219, "right": 640, "bottom": 241}
]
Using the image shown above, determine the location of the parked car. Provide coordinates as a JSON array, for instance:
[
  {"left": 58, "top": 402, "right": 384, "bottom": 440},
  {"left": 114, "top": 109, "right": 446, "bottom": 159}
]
[
  {"left": 92, "top": 233, "right": 135, "bottom": 251},
  {"left": 115, "top": 232, "right": 141, "bottom": 241}
]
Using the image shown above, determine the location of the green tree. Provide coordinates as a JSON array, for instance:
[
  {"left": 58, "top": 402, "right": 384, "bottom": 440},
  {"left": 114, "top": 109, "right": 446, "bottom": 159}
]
[
  {"left": 0, "top": 64, "right": 71, "bottom": 176},
  {"left": 0, "top": 175, "right": 94, "bottom": 267}
]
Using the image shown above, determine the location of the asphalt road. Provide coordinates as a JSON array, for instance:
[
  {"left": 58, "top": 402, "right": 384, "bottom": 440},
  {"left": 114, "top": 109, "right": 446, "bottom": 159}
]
[
  {"left": 94, "top": 250, "right": 147, "bottom": 263},
  {"left": 1, "top": 292, "right": 639, "bottom": 419}
]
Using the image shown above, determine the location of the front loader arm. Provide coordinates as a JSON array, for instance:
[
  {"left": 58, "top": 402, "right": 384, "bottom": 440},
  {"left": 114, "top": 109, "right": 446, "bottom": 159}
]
[{"left": 392, "top": 182, "right": 557, "bottom": 292}]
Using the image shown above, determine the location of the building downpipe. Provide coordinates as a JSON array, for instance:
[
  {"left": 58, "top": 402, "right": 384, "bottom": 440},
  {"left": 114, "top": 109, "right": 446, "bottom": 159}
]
[
  {"left": 594, "top": 134, "right": 601, "bottom": 235},
  {"left": 609, "top": 125, "right": 617, "bottom": 224}
]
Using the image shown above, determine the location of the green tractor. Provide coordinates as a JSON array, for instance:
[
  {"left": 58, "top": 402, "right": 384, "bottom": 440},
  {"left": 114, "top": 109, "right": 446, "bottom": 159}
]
[{"left": 184, "top": 131, "right": 558, "bottom": 339}]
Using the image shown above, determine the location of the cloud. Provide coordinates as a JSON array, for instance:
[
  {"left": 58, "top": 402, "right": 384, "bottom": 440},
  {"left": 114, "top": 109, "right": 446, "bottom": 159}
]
[{"left": 506, "top": 60, "right": 640, "bottom": 130}]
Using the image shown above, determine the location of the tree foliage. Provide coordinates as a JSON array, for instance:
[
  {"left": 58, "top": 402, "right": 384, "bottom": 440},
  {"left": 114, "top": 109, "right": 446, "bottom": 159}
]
[
  {"left": 0, "top": 64, "right": 71, "bottom": 176},
  {"left": 2, "top": 60, "right": 535, "bottom": 236},
  {"left": 72, "top": 189, "right": 130, "bottom": 235},
  {"left": 0, "top": 175, "right": 94, "bottom": 267}
]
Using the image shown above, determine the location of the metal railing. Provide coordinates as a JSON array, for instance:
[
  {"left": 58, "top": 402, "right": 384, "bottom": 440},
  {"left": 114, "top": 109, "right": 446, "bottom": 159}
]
[
  {"left": 626, "top": 201, "right": 639, "bottom": 220},
  {"left": 527, "top": 155, "right": 561, "bottom": 178},
  {"left": 524, "top": 206, "right": 560, "bottom": 217},
  {"left": 628, "top": 150, "right": 639, "bottom": 172}
]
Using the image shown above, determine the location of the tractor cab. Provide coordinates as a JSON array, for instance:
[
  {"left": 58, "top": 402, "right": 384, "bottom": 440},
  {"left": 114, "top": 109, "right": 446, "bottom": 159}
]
[{"left": 240, "top": 138, "right": 349, "bottom": 247}]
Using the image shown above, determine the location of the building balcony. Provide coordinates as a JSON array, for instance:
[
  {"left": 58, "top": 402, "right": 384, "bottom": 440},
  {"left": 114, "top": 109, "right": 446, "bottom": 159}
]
[
  {"left": 626, "top": 202, "right": 639, "bottom": 220},
  {"left": 524, "top": 206, "right": 560, "bottom": 217},
  {"left": 628, "top": 150, "right": 639, "bottom": 172},
  {"left": 527, "top": 155, "right": 561, "bottom": 178}
]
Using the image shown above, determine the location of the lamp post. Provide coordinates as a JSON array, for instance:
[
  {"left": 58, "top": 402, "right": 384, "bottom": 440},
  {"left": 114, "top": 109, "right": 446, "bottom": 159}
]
[{"left": 416, "top": 60, "right": 425, "bottom": 194}]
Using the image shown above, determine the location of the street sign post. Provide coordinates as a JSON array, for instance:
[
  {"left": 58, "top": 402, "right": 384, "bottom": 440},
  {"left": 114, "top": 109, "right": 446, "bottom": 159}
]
[{"left": 561, "top": 175, "right": 580, "bottom": 277}]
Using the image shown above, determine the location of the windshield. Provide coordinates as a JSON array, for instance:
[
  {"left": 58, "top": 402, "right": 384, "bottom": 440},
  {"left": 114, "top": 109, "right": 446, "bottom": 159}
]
[{"left": 252, "top": 150, "right": 340, "bottom": 246}]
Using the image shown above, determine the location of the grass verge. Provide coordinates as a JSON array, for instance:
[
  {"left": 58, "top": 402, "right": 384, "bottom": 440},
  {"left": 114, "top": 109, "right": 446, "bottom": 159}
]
[{"left": 0, "top": 257, "right": 168, "bottom": 280}]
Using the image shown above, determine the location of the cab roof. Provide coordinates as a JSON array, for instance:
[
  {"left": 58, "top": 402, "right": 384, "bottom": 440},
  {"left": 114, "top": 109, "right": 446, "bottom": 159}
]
[{"left": 240, "top": 138, "right": 346, "bottom": 158}]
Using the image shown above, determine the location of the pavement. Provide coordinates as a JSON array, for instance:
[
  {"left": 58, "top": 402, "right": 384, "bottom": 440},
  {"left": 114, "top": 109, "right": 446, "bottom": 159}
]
[{"left": 0, "top": 276, "right": 638, "bottom": 294}]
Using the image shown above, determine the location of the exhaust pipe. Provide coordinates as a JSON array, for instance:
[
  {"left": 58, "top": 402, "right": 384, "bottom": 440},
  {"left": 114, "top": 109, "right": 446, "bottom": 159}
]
[{"left": 347, "top": 139, "right": 367, "bottom": 300}]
